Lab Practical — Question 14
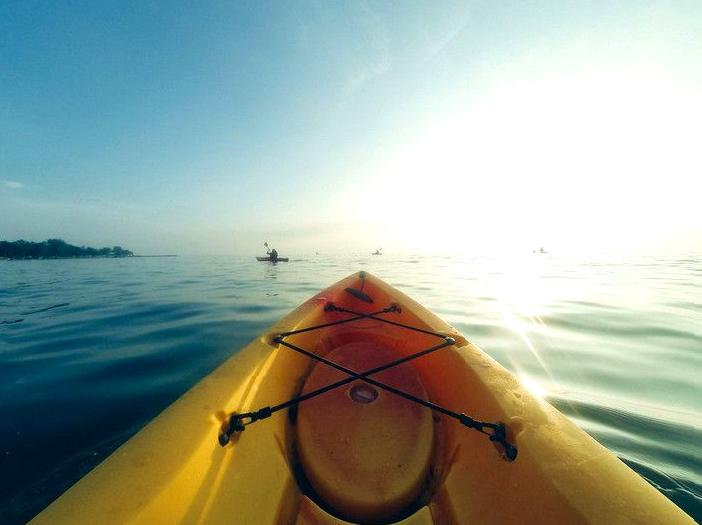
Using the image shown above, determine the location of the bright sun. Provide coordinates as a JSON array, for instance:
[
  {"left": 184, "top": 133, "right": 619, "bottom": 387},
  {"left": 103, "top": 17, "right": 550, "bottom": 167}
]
[{"left": 342, "top": 66, "right": 701, "bottom": 255}]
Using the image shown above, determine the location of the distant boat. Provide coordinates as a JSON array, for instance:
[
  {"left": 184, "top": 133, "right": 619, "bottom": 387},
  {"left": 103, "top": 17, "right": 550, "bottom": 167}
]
[
  {"left": 371, "top": 249, "right": 382, "bottom": 255},
  {"left": 256, "top": 256, "right": 289, "bottom": 262}
]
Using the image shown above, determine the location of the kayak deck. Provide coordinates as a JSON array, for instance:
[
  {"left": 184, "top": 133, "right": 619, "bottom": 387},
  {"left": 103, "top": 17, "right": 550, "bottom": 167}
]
[
  {"left": 256, "top": 256, "right": 289, "bottom": 262},
  {"left": 29, "top": 272, "right": 694, "bottom": 524}
]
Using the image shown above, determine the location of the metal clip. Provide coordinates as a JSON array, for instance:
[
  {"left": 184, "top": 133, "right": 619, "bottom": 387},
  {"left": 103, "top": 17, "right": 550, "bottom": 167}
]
[{"left": 218, "top": 407, "right": 273, "bottom": 447}]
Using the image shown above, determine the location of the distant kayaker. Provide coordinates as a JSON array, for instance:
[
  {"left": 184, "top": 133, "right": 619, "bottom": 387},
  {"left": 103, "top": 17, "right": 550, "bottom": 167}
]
[{"left": 263, "top": 241, "right": 279, "bottom": 262}]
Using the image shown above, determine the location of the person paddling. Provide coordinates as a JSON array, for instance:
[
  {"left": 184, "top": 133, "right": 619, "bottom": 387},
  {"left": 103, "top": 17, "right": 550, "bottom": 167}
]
[{"left": 264, "top": 242, "right": 279, "bottom": 262}]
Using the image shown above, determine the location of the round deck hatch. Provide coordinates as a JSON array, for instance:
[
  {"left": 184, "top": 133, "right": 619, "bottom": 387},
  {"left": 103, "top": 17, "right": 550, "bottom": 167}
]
[{"left": 296, "top": 341, "right": 434, "bottom": 523}]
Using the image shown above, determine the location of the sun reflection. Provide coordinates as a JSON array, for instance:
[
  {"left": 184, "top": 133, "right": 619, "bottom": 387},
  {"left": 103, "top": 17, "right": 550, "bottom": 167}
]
[
  {"left": 518, "top": 374, "right": 549, "bottom": 399},
  {"left": 498, "top": 302, "right": 550, "bottom": 374},
  {"left": 479, "top": 253, "right": 560, "bottom": 384}
]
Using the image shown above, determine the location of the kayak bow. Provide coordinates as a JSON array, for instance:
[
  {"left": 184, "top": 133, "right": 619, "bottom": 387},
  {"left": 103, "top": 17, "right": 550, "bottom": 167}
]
[{"left": 29, "top": 272, "right": 694, "bottom": 524}]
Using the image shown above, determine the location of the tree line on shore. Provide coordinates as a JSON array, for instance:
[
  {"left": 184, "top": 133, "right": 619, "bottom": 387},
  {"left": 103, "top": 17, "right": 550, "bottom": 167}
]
[{"left": 0, "top": 239, "right": 134, "bottom": 259}]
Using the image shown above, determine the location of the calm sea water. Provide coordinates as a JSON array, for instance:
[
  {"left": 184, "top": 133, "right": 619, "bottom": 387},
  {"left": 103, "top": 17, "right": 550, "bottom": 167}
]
[{"left": 1, "top": 254, "right": 700, "bottom": 523}]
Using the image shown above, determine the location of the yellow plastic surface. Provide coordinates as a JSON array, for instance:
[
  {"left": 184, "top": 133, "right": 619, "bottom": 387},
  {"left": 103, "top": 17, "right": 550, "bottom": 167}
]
[
  {"left": 29, "top": 272, "right": 695, "bottom": 525},
  {"left": 297, "top": 342, "right": 434, "bottom": 522}
]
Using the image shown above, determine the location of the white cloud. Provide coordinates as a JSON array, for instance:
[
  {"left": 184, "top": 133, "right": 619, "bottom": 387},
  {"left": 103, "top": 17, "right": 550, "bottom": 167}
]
[{"left": 2, "top": 180, "right": 25, "bottom": 189}]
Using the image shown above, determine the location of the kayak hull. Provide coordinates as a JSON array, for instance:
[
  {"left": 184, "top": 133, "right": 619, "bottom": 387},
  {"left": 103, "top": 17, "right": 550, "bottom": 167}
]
[
  {"left": 29, "top": 272, "right": 694, "bottom": 524},
  {"left": 256, "top": 256, "right": 289, "bottom": 262}
]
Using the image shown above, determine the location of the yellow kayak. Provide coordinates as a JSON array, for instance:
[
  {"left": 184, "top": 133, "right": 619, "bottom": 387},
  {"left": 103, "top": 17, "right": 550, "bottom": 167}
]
[{"left": 30, "top": 272, "right": 694, "bottom": 524}]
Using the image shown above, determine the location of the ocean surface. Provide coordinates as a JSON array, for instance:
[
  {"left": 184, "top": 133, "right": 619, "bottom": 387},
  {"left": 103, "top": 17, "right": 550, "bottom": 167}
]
[{"left": 1, "top": 254, "right": 700, "bottom": 523}]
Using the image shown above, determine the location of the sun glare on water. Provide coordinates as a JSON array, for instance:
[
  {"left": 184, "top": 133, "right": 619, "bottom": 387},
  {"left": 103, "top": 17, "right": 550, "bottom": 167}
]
[
  {"left": 518, "top": 374, "right": 549, "bottom": 399},
  {"left": 480, "top": 254, "right": 557, "bottom": 375}
]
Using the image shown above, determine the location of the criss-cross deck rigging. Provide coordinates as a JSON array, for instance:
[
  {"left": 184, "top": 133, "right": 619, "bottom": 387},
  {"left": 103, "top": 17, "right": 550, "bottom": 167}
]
[{"left": 218, "top": 301, "right": 518, "bottom": 461}]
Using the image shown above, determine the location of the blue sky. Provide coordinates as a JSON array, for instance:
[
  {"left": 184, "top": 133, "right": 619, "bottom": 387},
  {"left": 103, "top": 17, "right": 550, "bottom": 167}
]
[{"left": 2, "top": 1, "right": 701, "bottom": 255}]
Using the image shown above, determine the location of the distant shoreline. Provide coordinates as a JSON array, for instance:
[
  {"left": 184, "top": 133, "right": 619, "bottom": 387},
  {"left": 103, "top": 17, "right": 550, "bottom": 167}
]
[
  {"left": 1, "top": 254, "right": 178, "bottom": 260},
  {"left": 0, "top": 239, "right": 140, "bottom": 260}
]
